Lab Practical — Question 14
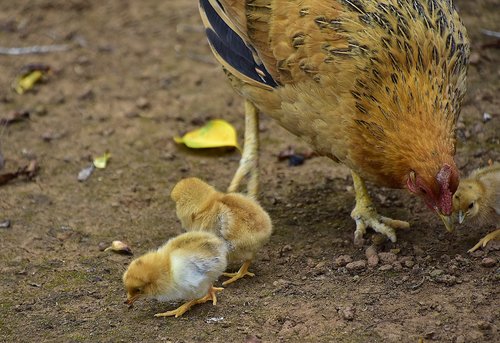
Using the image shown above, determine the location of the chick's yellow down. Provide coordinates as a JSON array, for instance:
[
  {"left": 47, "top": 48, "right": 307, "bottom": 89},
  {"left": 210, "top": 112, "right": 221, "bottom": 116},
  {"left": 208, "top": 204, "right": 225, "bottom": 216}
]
[
  {"left": 452, "top": 164, "right": 500, "bottom": 252},
  {"left": 123, "top": 231, "right": 227, "bottom": 317},
  {"left": 199, "top": 0, "right": 469, "bottom": 242},
  {"left": 171, "top": 177, "right": 273, "bottom": 285}
]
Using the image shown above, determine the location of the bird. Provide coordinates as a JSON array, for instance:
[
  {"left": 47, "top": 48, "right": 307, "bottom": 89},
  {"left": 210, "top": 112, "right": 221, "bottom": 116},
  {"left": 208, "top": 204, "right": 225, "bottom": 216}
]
[
  {"left": 451, "top": 163, "right": 500, "bottom": 253},
  {"left": 171, "top": 177, "right": 273, "bottom": 285},
  {"left": 123, "top": 231, "right": 228, "bottom": 318},
  {"left": 197, "top": 0, "right": 470, "bottom": 243}
]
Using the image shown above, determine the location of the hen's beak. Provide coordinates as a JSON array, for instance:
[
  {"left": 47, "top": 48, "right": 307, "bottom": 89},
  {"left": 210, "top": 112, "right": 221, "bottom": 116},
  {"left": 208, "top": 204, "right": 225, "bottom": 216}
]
[
  {"left": 458, "top": 211, "right": 465, "bottom": 224},
  {"left": 438, "top": 213, "right": 454, "bottom": 233}
]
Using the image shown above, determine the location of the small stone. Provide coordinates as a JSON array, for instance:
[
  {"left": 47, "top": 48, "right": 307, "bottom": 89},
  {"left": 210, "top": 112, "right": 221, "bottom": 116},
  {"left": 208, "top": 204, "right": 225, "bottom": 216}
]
[
  {"left": 378, "top": 252, "right": 397, "bottom": 264},
  {"left": 469, "top": 52, "right": 480, "bottom": 65},
  {"left": 455, "top": 335, "right": 465, "bottom": 343},
  {"left": 340, "top": 307, "right": 355, "bottom": 321},
  {"left": 435, "top": 274, "right": 457, "bottom": 286},
  {"left": 0, "top": 220, "right": 11, "bottom": 229},
  {"left": 393, "top": 261, "right": 403, "bottom": 271},
  {"left": 481, "top": 257, "right": 496, "bottom": 268},
  {"left": 346, "top": 260, "right": 366, "bottom": 271},
  {"left": 365, "top": 245, "right": 378, "bottom": 259},
  {"left": 404, "top": 260, "right": 415, "bottom": 268},
  {"left": 482, "top": 112, "right": 492, "bottom": 122},
  {"left": 315, "top": 261, "right": 326, "bottom": 270},
  {"left": 478, "top": 321, "right": 491, "bottom": 330},
  {"left": 281, "top": 244, "right": 292, "bottom": 253},
  {"left": 136, "top": 97, "right": 150, "bottom": 109},
  {"left": 334, "top": 255, "right": 353, "bottom": 267},
  {"left": 367, "top": 254, "right": 379, "bottom": 268},
  {"left": 430, "top": 269, "right": 444, "bottom": 278},
  {"left": 378, "top": 264, "right": 393, "bottom": 271}
]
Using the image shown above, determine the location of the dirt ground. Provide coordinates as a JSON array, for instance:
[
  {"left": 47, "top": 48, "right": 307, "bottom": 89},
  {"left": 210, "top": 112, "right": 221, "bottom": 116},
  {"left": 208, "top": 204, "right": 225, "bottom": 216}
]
[{"left": 0, "top": 1, "right": 498, "bottom": 342}]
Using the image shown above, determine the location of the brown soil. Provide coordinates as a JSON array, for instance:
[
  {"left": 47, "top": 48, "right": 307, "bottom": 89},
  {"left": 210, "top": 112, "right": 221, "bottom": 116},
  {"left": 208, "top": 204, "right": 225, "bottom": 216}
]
[{"left": 0, "top": 1, "right": 498, "bottom": 342}]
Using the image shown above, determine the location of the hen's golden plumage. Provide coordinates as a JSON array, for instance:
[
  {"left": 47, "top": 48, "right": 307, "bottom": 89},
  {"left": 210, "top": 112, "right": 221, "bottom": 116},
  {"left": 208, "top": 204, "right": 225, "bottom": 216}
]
[
  {"left": 123, "top": 231, "right": 227, "bottom": 317},
  {"left": 171, "top": 177, "right": 273, "bottom": 285},
  {"left": 452, "top": 164, "right": 500, "bottom": 252},
  {"left": 199, "top": 0, "right": 469, "bottom": 242}
]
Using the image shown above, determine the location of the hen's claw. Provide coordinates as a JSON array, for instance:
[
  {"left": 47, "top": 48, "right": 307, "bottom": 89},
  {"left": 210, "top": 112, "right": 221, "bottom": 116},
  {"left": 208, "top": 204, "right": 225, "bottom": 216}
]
[
  {"left": 351, "top": 171, "right": 410, "bottom": 243},
  {"left": 468, "top": 229, "right": 500, "bottom": 253}
]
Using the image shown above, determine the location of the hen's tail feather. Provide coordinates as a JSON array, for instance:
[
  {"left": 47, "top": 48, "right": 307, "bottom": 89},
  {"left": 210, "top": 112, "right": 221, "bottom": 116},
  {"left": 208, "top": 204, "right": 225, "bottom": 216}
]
[{"left": 199, "top": 0, "right": 278, "bottom": 89}]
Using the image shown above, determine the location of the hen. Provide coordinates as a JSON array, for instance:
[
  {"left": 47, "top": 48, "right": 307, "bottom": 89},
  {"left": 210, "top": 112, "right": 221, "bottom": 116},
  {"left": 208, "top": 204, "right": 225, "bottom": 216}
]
[{"left": 198, "top": 0, "right": 469, "bottom": 242}]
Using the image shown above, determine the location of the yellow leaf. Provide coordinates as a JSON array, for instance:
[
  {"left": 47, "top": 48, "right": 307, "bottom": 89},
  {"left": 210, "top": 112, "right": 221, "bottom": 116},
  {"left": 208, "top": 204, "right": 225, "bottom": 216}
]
[
  {"left": 14, "top": 70, "right": 44, "bottom": 94},
  {"left": 174, "top": 119, "right": 240, "bottom": 150},
  {"left": 93, "top": 152, "right": 111, "bottom": 169}
]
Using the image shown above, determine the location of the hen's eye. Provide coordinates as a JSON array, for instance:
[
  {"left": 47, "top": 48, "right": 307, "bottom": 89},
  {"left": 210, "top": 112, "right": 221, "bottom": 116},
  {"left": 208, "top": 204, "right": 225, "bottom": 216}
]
[
  {"left": 468, "top": 202, "right": 474, "bottom": 209},
  {"left": 420, "top": 188, "right": 427, "bottom": 195}
]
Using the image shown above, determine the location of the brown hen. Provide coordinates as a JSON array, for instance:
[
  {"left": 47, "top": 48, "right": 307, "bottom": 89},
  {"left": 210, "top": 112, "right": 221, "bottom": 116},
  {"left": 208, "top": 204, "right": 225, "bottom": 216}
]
[{"left": 199, "top": 0, "right": 469, "bottom": 242}]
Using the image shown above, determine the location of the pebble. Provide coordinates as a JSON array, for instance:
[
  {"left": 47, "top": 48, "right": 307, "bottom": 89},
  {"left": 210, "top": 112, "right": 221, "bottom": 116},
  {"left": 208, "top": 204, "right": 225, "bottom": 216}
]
[
  {"left": 393, "top": 261, "right": 403, "bottom": 271},
  {"left": 0, "top": 220, "right": 11, "bottom": 229},
  {"left": 430, "top": 269, "right": 444, "bottom": 278},
  {"left": 481, "top": 257, "right": 496, "bottom": 268},
  {"left": 378, "top": 264, "right": 393, "bottom": 271},
  {"left": 378, "top": 252, "right": 397, "bottom": 264},
  {"left": 334, "top": 255, "right": 353, "bottom": 267},
  {"left": 435, "top": 274, "right": 457, "bottom": 286},
  {"left": 367, "top": 255, "right": 379, "bottom": 268},
  {"left": 346, "top": 260, "right": 366, "bottom": 271},
  {"left": 340, "top": 307, "right": 355, "bottom": 321},
  {"left": 136, "top": 97, "right": 150, "bottom": 109}
]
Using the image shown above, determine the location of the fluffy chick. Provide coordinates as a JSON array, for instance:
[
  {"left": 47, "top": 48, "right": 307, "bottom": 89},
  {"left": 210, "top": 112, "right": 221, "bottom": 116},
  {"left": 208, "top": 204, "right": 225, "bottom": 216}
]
[
  {"left": 452, "top": 163, "right": 500, "bottom": 252},
  {"left": 171, "top": 177, "right": 273, "bottom": 285},
  {"left": 123, "top": 231, "right": 227, "bottom": 317}
]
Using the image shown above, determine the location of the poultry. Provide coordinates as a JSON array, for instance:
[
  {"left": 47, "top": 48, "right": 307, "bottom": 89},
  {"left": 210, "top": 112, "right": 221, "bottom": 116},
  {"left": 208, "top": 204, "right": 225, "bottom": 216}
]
[
  {"left": 198, "top": 0, "right": 469, "bottom": 242},
  {"left": 123, "top": 231, "right": 227, "bottom": 317},
  {"left": 451, "top": 163, "right": 500, "bottom": 252},
  {"left": 171, "top": 177, "right": 273, "bottom": 285}
]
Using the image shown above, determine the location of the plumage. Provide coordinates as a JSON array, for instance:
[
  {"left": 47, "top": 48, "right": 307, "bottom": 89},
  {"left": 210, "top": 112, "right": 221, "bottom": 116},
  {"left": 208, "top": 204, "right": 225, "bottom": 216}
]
[
  {"left": 123, "top": 231, "right": 228, "bottom": 317},
  {"left": 171, "top": 177, "right": 273, "bottom": 285},
  {"left": 199, "top": 0, "right": 470, "bottom": 241},
  {"left": 452, "top": 163, "right": 500, "bottom": 252}
]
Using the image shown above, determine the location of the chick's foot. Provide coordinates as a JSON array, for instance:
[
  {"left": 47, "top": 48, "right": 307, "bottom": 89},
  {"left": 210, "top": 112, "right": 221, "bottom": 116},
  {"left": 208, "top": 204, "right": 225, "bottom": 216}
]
[
  {"left": 222, "top": 260, "right": 254, "bottom": 285},
  {"left": 351, "top": 171, "right": 409, "bottom": 243},
  {"left": 468, "top": 229, "right": 500, "bottom": 253},
  {"left": 154, "top": 286, "right": 224, "bottom": 318}
]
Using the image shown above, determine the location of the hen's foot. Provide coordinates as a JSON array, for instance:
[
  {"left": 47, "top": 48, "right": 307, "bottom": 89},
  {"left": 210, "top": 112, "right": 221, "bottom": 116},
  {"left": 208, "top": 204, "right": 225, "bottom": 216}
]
[
  {"left": 351, "top": 171, "right": 410, "bottom": 243},
  {"left": 468, "top": 229, "right": 500, "bottom": 253},
  {"left": 228, "top": 100, "right": 259, "bottom": 198},
  {"left": 154, "top": 286, "right": 223, "bottom": 318},
  {"left": 222, "top": 260, "right": 254, "bottom": 286}
]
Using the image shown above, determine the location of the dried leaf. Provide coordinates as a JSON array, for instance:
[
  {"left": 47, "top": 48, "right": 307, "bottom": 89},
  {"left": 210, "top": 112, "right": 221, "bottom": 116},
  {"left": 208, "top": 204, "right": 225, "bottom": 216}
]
[
  {"left": 104, "top": 241, "right": 133, "bottom": 255},
  {"left": 174, "top": 119, "right": 240, "bottom": 150},
  {"left": 78, "top": 164, "right": 95, "bottom": 182},
  {"left": 0, "top": 159, "right": 40, "bottom": 186},
  {"left": 93, "top": 152, "right": 111, "bottom": 169},
  {"left": 14, "top": 70, "right": 44, "bottom": 94}
]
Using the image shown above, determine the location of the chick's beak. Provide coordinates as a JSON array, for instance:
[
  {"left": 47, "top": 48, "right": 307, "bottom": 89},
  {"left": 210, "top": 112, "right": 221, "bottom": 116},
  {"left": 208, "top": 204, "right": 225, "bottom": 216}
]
[
  {"left": 458, "top": 211, "right": 465, "bottom": 224},
  {"left": 124, "top": 293, "right": 140, "bottom": 305},
  {"left": 438, "top": 212, "right": 454, "bottom": 233}
]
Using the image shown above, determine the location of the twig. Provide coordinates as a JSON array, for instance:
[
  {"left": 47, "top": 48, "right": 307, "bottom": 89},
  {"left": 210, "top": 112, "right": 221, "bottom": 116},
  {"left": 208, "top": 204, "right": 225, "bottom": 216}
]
[
  {"left": 0, "top": 44, "right": 71, "bottom": 55},
  {"left": 481, "top": 29, "right": 500, "bottom": 39}
]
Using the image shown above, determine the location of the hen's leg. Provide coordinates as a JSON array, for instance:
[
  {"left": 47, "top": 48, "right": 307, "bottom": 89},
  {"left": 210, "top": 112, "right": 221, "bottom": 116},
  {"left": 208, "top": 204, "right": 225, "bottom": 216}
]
[
  {"left": 154, "top": 286, "right": 223, "bottom": 318},
  {"left": 222, "top": 260, "right": 254, "bottom": 286},
  {"left": 228, "top": 100, "right": 259, "bottom": 198},
  {"left": 468, "top": 229, "right": 500, "bottom": 253},
  {"left": 350, "top": 171, "right": 410, "bottom": 243}
]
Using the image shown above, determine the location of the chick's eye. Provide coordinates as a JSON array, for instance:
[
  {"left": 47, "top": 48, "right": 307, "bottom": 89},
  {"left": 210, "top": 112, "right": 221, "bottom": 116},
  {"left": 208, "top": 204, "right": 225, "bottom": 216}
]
[{"left": 468, "top": 202, "right": 474, "bottom": 209}]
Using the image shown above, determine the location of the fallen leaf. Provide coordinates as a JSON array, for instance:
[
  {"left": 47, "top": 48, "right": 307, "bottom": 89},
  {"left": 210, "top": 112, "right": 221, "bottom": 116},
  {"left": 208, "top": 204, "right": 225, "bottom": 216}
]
[
  {"left": 78, "top": 164, "right": 95, "bottom": 182},
  {"left": 0, "top": 159, "right": 40, "bottom": 186},
  {"left": 93, "top": 152, "right": 111, "bottom": 169},
  {"left": 104, "top": 241, "right": 133, "bottom": 255},
  {"left": 14, "top": 70, "right": 44, "bottom": 94},
  {"left": 174, "top": 119, "right": 240, "bottom": 150}
]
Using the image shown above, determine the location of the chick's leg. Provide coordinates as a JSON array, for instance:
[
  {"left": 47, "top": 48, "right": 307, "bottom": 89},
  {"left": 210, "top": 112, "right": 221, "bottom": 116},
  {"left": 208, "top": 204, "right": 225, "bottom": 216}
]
[
  {"left": 154, "top": 286, "right": 223, "bottom": 318},
  {"left": 228, "top": 100, "right": 259, "bottom": 198},
  {"left": 350, "top": 171, "right": 410, "bottom": 243},
  {"left": 468, "top": 229, "right": 500, "bottom": 253},
  {"left": 222, "top": 260, "right": 254, "bottom": 286}
]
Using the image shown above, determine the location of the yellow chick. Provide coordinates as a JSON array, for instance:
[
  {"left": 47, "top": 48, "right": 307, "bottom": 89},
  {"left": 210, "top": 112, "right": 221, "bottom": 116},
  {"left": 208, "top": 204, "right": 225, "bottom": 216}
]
[
  {"left": 452, "top": 163, "right": 500, "bottom": 252},
  {"left": 171, "top": 177, "right": 273, "bottom": 285},
  {"left": 123, "top": 231, "right": 227, "bottom": 318}
]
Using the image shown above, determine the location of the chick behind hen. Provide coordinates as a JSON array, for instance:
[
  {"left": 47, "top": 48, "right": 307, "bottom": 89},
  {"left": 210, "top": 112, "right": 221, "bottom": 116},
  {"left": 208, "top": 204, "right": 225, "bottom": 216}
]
[
  {"left": 123, "top": 231, "right": 228, "bottom": 317},
  {"left": 171, "top": 177, "right": 273, "bottom": 285},
  {"left": 452, "top": 163, "right": 500, "bottom": 252}
]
